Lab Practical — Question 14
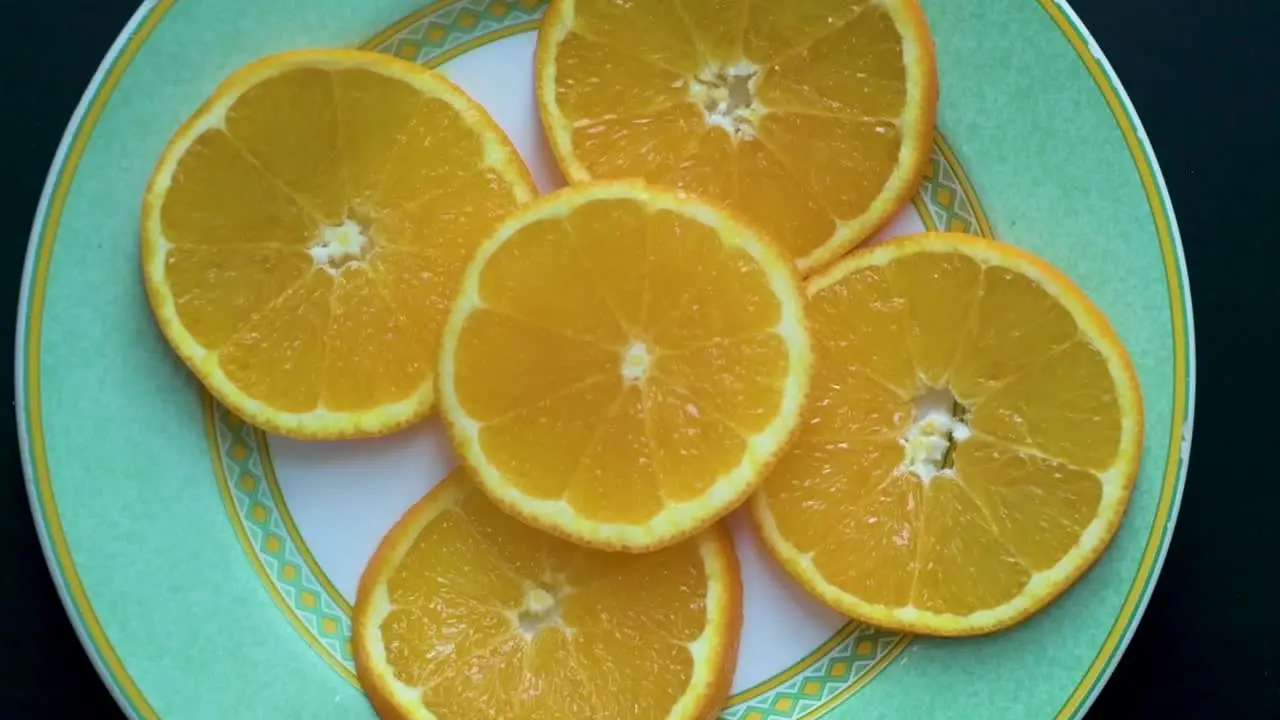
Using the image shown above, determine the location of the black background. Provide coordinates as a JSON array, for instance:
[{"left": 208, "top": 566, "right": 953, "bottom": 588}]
[{"left": 2, "top": 0, "right": 1276, "bottom": 717}]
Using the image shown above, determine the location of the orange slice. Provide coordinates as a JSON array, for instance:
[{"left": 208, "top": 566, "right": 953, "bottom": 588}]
[
  {"left": 535, "top": 0, "right": 937, "bottom": 274},
  {"left": 354, "top": 469, "right": 741, "bottom": 719},
  {"left": 141, "top": 49, "right": 536, "bottom": 439},
  {"left": 436, "top": 181, "right": 811, "bottom": 552},
  {"left": 750, "top": 232, "right": 1144, "bottom": 635}
]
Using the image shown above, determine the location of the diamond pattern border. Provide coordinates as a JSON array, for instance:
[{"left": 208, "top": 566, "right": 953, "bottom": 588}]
[
  {"left": 216, "top": 406, "right": 356, "bottom": 673},
  {"left": 374, "top": 0, "right": 548, "bottom": 62},
  {"left": 721, "top": 627, "right": 906, "bottom": 719},
  {"left": 920, "top": 146, "right": 985, "bottom": 235}
]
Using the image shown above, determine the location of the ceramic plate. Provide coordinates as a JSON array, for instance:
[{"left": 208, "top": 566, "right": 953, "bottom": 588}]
[{"left": 17, "top": 0, "right": 1195, "bottom": 717}]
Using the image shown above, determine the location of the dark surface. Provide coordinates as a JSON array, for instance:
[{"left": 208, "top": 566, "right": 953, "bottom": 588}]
[{"left": 1, "top": 0, "right": 1275, "bottom": 717}]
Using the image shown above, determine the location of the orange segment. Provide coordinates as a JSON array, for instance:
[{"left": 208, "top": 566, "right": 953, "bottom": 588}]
[
  {"left": 765, "top": 438, "right": 905, "bottom": 555},
  {"left": 162, "top": 244, "right": 311, "bottom": 349},
  {"left": 564, "top": 198, "right": 651, "bottom": 330},
  {"left": 570, "top": 0, "right": 703, "bottom": 73},
  {"left": 551, "top": 32, "right": 689, "bottom": 119},
  {"left": 657, "top": 129, "right": 738, "bottom": 210},
  {"left": 756, "top": 112, "right": 902, "bottom": 221},
  {"left": 364, "top": 247, "right": 454, "bottom": 359},
  {"left": 948, "top": 264, "right": 1080, "bottom": 402},
  {"left": 451, "top": 309, "right": 618, "bottom": 422},
  {"left": 884, "top": 250, "right": 982, "bottom": 386},
  {"left": 954, "top": 437, "right": 1104, "bottom": 572},
  {"left": 354, "top": 470, "right": 741, "bottom": 720},
  {"left": 223, "top": 67, "right": 347, "bottom": 222},
  {"left": 218, "top": 270, "right": 333, "bottom": 413},
  {"left": 678, "top": 0, "right": 748, "bottom": 67},
  {"left": 565, "top": 385, "right": 665, "bottom": 524},
  {"left": 141, "top": 49, "right": 536, "bottom": 438},
  {"left": 477, "top": 215, "right": 628, "bottom": 345},
  {"left": 330, "top": 68, "right": 430, "bottom": 204},
  {"left": 372, "top": 98, "right": 501, "bottom": 210},
  {"left": 321, "top": 266, "right": 418, "bottom": 412},
  {"left": 536, "top": 0, "right": 937, "bottom": 273},
  {"left": 740, "top": 0, "right": 870, "bottom": 63},
  {"left": 653, "top": 248, "right": 784, "bottom": 347},
  {"left": 438, "top": 182, "right": 811, "bottom": 552},
  {"left": 810, "top": 470, "right": 922, "bottom": 608},
  {"left": 158, "top": 129, "right": 319, "bottom": 248},
  {"left": 731, "top": 138, "right": 836, "bottom": 260},
  {"left": 969, "top": 341, "right": 1124, "bottom": 472},
  {"left": 568, "top": 105, "right": 709, "bottom": 181},
  {"left": 910, "top": 474, "right": 1031, "bottom": 616},
  {"left": 807, "top": 262, "right": 916, "bottom": 393},
  {"left": 373, "top": 169, "right": 528, "bottom": 256},
  {"left": 644, "top": 383, "right": 747, "bottom": 502},
  {"left": 752, "top": 2, "right": 910, "bottom": 116},
  {"left": 653, "top": 333, "right": 790, "bottom": 434},
  {"left": 478, "top": 375, "right": 622, "bottom": 501},
  {"left": 751, "top": 232, "right": 1143, "bottom": 636},
  {"left": 640, "top": 207, "right": 736, "bottom": 330}
]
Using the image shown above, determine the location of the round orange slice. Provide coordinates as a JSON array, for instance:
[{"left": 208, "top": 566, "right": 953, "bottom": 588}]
[
  {"left": 436, "top": 181, "right": 812, "bottom": 552},
  {"left": 750, "top": 232, "right": 1144, "bottom": 635},
  {"left": 141, "top": 49, "right": 537, "bottom": 439},
  {"left": 354, "top": 469, "right": 741, "bottom": 719},
  {"left": 535, "top": 0, "right": 938, "bottom": 274}
]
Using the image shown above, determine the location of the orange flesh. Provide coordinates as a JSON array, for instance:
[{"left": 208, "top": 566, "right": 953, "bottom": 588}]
[
  {"left": 550, "top": 0, "right": 913, "bottom": 261},
  {"left": 159, "top": 66, "right": 526, "bottom": 413},
  {"left": 375, "top": 474, "right": 721, "bottom": 717},
  {"left": 452, "top": 197, "right": 791, "bottom": 524},
  {"left": 763, "top": 249, "right": 1122, "bottom": 612}
]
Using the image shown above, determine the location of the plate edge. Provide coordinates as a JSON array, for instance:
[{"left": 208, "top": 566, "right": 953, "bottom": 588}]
[
  {"left": 12, "top": 1, "right": 172, "bottom": 718},
  {"left": 10, "top": 1, "right": 1199, "bottom": 718},
  {"left": 1045, "top": 0, "right": 1198, "bottom": 716}
]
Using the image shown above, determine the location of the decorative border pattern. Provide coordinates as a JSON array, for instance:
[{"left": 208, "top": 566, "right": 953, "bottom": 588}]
[
  {"left": 722, "top": 628, "right": 910, "bottom": 720},
  {"left": 368, "top": 0, "right": 547, "bottom": 63},
  {"left": 15, "top": 0, "right": 1193, "bottom": 718},
  {"left": 208, "top": 4, "right": 994, "bottom": 715},
  {"left": 209, "top": 400, "right": 356, "bottom": 684},
  {"left": 914, "top": 133, "right": 995, "bottom": 238}
]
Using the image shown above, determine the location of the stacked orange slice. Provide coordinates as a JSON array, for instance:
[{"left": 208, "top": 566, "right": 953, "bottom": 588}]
[
  {"left": 141, "top": 49, "right": 536, "bottom": 438},
  {"left": 437, "top": 181, "right": 812, "bottom": 552},
  {"left": 536, "top": 0, "right": 938, "bottom": 272},
  {"left": 354, "top": 470, "right": 742, "bottom": 718},
  {"left": 751, "top": 233, "right": 1144, "bottom": 635}
]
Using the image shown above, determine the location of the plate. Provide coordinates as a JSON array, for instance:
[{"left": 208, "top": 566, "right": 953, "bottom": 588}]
[{"left": 16, "top": 0, "right": 1195, "bottom": 717}]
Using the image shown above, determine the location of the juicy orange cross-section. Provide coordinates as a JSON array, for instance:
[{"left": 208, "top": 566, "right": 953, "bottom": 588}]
[
  {"left": 437, "top": 181, "right": 812, "bottom": 552},
  {"left": 354, "top": 469, "right": 742, "bottom": 720},
  {"left": 141, "top": 49, "right": 537, "bottom": 439},
  {"left": 750, "top": 232, "right": 1144, "bottom": 635},
  {"left": 536, "top": 0, "right": 938, "bottom": 274}
]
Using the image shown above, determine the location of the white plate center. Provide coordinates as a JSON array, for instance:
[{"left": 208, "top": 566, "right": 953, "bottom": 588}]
[{"left": 269, "top": 31, "right": 924, "bottom": 694}]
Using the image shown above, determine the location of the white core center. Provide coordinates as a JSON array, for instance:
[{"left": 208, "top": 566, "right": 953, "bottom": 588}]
[
  {"left": 621, "top": 341, "right": 651, "bottom": 383},
  {"left": 690, "top": 61, "right": 760, "bottom": 139},
  {"left": 901, "top": 387, "right": 971, "bottom": 482},
  {"left": 517, "top": 587, "right": 560, "bottom": 636},
  {"left": 309, "top": 219, "right": 368, "bottom": 269}
]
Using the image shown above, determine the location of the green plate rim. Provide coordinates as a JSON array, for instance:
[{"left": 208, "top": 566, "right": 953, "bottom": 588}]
[{"left": 13, "top": 1, "right": 1196, "bottom": 718}]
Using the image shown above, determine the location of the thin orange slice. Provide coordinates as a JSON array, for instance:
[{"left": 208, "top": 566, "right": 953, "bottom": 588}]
[
  {"left": 437, "top": 181, "right": 812, "bottom": 552},
  {"left": 354, "top": 469, "right": 741, "bottom": 719},
  {"left": 141, "top": 49, "right": 536, "bottom": 438},
  {"left": 750, "top": 232, "right": 1144, "bottom": 635},
  {"left": 535, "top": 0, "right": 937, "bottom": 274}
]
